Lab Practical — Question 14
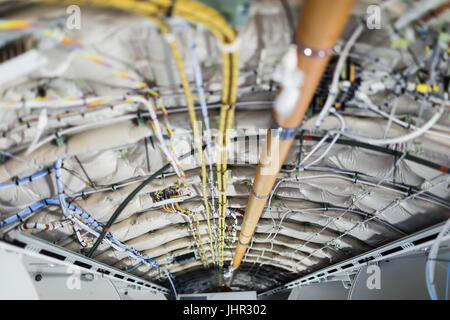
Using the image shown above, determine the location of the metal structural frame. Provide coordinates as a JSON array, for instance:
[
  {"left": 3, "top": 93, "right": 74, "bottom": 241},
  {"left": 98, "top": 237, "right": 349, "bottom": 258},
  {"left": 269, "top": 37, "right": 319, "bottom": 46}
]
[
  {"left": 259, "top": 221, "right": 450, "bottom": 297},
  {"left": 1, "top": 230, "right": 170, "bottom": 295}
]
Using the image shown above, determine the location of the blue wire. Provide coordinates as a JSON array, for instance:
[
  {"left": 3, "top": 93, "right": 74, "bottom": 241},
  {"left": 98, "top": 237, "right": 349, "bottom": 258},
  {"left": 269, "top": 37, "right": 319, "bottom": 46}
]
[
  {"left": 125, "top": 262, "right": 144, "bottom": 272},
  {"left": 0, "top": 166, "right": 53, "bottom": 189},
  {"left": 167, "top": 271, "right": 179, "bottom": 300},
  {"left": 0, "top": 199, "right": 48, "bottom": 227},
  {"left": 124, "top": 258, "right": 177, "bottom": 299},
  {"left": 1, "top": 163, "right": 179, "bottom": 298},
  {"left": 446, "top": 255, "right": 450, "bottom": 300},
  {"left": 426, "top": 258, "right": 438, "bottom": 300}
]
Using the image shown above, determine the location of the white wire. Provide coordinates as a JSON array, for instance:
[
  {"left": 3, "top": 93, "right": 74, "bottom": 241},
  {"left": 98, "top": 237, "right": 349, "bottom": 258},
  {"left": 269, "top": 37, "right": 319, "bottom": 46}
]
[
  {"left": 296, "top": 174, "right": 450, "bottom": 265},
  {"left": 181, "top": 19, "right": 219, "bottom": 263},
  {"left": 338, "top": 100, "right": 445, "bottom": 145},
  {"left": 426, "top": 217, "right": 450, "bottom": 300},
  {"left": 353, "top": 96, "right": 450, "bottom": 141},
  {"left": 0, "top": 150, "right": 39, "bottom": 169},
  {"left": 25, "top": 114, "right": 138, "bottom": 154},
  {"left": 303, "top": 109, "right": 346, "bottom": 169},
  {"left": 394, "top": 0, "right": 447, "bottom": 30},
  {"left": 0, "top": 95, "right": 127, "bottom": 110},
  {"left": 314, "top": 23, "right": 365, "bottom": 128},
  {"left": 135, "top": 96, "right": 184, "bottom": 180},
  {"left": 268, "top": 111, "right": 345, "bottom": 219},
  {"left": 25, "top": 108, "right": 48, "bottom": 156},
  {"left": 383, "top": 96, "right": 399, "bottom": 139}
]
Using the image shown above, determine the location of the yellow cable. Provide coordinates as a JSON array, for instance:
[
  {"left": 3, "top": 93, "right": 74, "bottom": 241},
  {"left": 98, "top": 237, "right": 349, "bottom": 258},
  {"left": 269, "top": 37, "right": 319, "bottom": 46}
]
[
  {"left": 33, "top": 0, "right": 236, "bottom": 43},
  {"left": 216, "top": 51, "right": 239, "bottom": 266},
  {"left": 171, "top": 202, "right": 208, "bottom": 267},
  {"left": 152, "top": 17, "right": 216, "bottom": 266},
  {"left": 193, "top": 212, "right": 208, "bottom": 268},
  {"left": 33, "top": 0, "right": 240, "bottom": 268}
]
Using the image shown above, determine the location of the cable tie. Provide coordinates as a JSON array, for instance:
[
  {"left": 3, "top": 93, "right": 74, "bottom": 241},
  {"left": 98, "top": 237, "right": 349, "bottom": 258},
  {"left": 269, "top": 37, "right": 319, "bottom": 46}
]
[
  {"left": 271, "top": 120, "right": 300, "bottom": 141},
  {"left": 296, "top": 40, "right": 334, "bottom": 58}
]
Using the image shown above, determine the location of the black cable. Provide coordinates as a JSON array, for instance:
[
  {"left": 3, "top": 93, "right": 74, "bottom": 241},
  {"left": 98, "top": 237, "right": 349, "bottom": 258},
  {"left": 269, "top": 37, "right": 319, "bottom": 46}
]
[
  {"left": 231, "top": 134, "right": 448, "bottom": 174},
  {"left": 393, "top": 144, "right": 398, "bottom": 184},
  {"left": 144, "top": 137, "right": 151, "bottom": 173},
  {"left": 87, "top": 143, "right": 205, "bottom": 258},
  {"left": 296, "top": 130, "right": 304, "bottom": 171},
  {"left": 280, "top": 0, "right": 296, "bottom": 44},
  {"left": 165, "top": 0, "right": 176, "bottom": 18}
]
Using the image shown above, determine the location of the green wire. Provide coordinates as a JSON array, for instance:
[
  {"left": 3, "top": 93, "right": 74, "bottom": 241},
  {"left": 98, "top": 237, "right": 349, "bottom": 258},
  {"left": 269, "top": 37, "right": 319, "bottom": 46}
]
[{"left": 87, "top": 144, "right": 203, "bottom": 258}]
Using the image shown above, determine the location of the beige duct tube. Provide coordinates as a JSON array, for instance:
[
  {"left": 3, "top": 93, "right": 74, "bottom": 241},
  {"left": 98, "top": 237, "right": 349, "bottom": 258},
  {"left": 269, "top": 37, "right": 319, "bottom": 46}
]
[{"left": 231, "top": 0, "right": 355, "bottom": 278}]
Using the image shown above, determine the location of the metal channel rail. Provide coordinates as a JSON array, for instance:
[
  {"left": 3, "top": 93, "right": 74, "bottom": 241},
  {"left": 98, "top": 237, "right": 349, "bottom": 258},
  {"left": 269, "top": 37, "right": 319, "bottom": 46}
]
[
  {"left": 259, "top": 221, "right": 449, "bottom": 297},
  {"left": 1, "top": 230, "right": 170, "bottom": 295}
]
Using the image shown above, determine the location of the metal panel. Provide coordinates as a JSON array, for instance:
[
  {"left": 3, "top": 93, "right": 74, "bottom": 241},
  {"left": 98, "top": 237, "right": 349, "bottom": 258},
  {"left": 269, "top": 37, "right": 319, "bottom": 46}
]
[
  {"left": 259, "top": 221, "right": 450, "bottom": 297},
  {"left": 2, "top": 230, "right": 170, "bottom": 295}
]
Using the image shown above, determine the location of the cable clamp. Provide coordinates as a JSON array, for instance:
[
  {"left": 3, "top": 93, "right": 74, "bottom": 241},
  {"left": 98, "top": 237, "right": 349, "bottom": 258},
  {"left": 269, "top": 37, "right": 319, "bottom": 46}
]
[
  {"left": 238, "top": 239, "right": 249, "bottom": 247},
  {"left": 251, "top": 186, "right": 271, "bottom": 199},
  {"left": 16, "top": 214, "right": 24, "bottom": 223},
  {"left": 218, "top": 37, "right": 241, "bottom": 53},
  {"left": 270, "top": 118, "right": 301, "bottom": 141},
  {"left": 296, "top": 40, "right": 334, "bottom": 58},
  {"left": 163, "top": 33, "right": 176, "bottom": 44}
]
